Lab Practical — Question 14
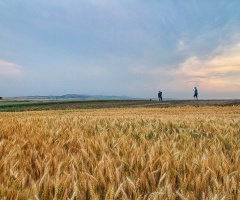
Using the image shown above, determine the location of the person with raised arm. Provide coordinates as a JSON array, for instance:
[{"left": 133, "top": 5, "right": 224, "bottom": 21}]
[{"left": 158, "top": 91, "right": 163, "bottom": 101}]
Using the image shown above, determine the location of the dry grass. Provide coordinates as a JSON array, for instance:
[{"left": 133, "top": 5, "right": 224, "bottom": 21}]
[{"left": 0, "top": 106, "right": 240, "bottom": 199}]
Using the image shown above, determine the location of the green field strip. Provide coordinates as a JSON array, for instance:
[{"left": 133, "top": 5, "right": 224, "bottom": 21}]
[{"left": 0, "top": 99, "right": 143, "bottom": 108}]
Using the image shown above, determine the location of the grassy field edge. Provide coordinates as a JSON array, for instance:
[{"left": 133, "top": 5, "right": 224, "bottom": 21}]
[{"left": 0, "top": 99, "right": 239, "bottom": 112}]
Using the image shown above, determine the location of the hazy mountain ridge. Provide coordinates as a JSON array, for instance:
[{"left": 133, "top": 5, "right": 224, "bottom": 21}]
[{"left": 9, "top": 94, "right": 138, "bottom": 100}]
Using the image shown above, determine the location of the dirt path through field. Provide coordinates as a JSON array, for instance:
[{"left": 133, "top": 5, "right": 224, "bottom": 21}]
[
  {"left": 120, "top": 100, "right": 240, "bottom": 108},
  {"left": 0, "top": 99, "right": 239, "bottom": 111}
]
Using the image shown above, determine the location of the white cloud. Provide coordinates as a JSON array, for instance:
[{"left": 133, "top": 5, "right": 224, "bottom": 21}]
[
  {"left": 177, "top": 40, "right": 188, "bottom": 52},
  {"left": 0, "top": 60, "right": 22, "bottom": 77},
  {"left": 173, "top": 43, "right": 240, "bottom": 92}
]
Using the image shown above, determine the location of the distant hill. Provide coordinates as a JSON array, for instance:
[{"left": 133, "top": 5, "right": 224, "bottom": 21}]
[{"left": 9, "top": 94, "right": 138, "bottom": 100}]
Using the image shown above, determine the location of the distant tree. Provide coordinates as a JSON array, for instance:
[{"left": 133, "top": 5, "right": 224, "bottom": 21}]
[{"left": 0, "top": 97, "right": 2, "bottom": 99}]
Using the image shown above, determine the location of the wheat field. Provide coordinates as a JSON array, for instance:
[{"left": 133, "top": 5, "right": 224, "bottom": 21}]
[{"left": 0, "top": 106, "right": 240, "bottom": 199}]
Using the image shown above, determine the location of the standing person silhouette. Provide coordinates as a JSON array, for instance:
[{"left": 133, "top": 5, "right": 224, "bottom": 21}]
[
  {"left": 193, "top": 87, "right": 198, "bottom": 100},
  {"left": 158, "top": 91, "right": 163, "bottom": 101}
]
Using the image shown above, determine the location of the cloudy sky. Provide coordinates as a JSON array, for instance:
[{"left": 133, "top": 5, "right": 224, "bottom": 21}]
[{"left": 0, "top": 0, "right": 240, "bottom": 99}]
